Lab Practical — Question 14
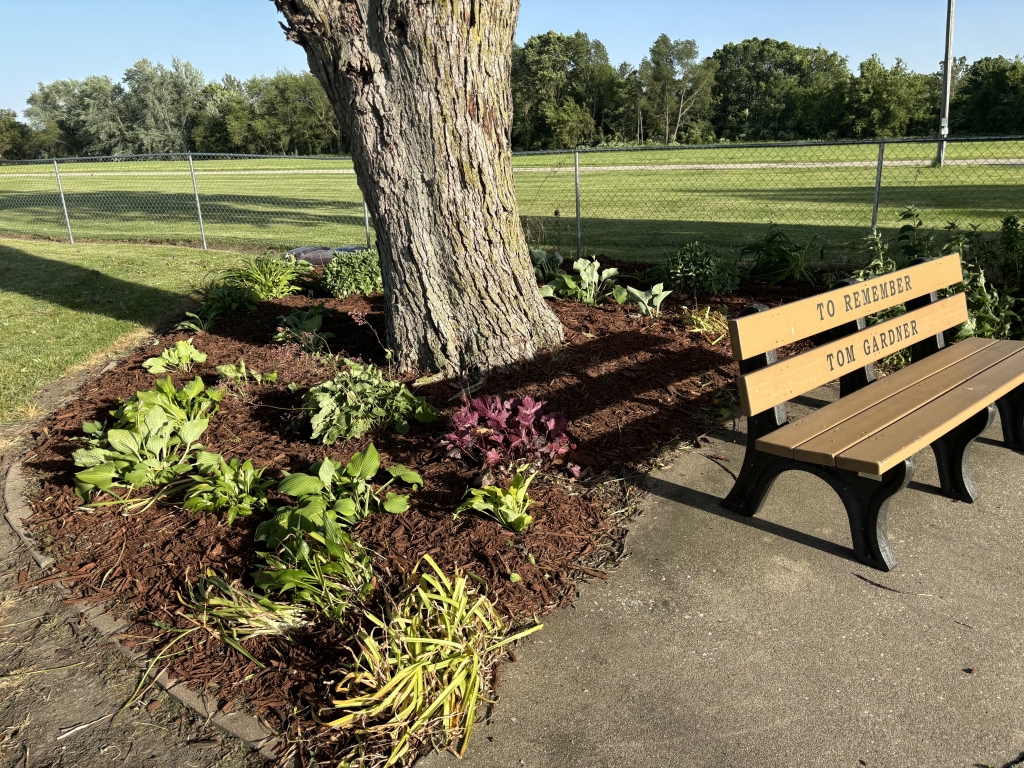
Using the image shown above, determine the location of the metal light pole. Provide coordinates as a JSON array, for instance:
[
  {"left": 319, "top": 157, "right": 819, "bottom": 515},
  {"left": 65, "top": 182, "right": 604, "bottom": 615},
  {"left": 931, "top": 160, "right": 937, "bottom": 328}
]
[{"left": 936, "top": 0, "right": 955, "bottom": 167}]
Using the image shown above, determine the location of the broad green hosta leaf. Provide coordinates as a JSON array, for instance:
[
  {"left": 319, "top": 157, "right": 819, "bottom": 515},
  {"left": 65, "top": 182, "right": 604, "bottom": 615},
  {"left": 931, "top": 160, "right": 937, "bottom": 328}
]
[
  {"left": 277, "top": 473, "right": 325, "bottom": 498},
  {"left": 346, "top": 444, "right": 380, "bottom": 479},
  {"left": 177, "top": 418, "right": 209, "bottom": 446},
  {"left": 386, "top": 464, "right": 423, "bottom": 488},
  {"left": 382, "top": 493, "right": 410, "bottom": 514},
  {"left": 105, "top": 429, "right": 140, "bottom": 458}
]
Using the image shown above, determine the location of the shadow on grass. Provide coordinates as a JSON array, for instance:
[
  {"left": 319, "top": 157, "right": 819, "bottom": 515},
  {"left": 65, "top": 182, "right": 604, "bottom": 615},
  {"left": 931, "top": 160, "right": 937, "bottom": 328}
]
[{"left": 0, "top": 243, "right": 193, "bottom": 325}]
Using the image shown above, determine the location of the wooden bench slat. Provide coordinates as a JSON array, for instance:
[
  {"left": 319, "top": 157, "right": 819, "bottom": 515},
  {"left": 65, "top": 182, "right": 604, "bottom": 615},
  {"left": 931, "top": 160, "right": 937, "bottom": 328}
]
[
  {"left": 755, "top": 336, "right": 997, "bottom": 459},
  {"left": 835, "top": 347, "right": 1024, "bottom": 475},
  {"left": 737, "top": 293, "right": 968, "bottom": 417},
  {"left": 728, "top": 254, "right": 963, "bottom": 360},
  {"left": 793, "top": 340, "right": 1024, "bottom": 465}
]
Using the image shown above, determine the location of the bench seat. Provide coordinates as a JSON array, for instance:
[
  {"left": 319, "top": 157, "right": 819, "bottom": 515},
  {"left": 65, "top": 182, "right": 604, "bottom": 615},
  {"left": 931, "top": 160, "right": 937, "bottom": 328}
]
[{"left": 757, "top": 337, "right": 1024, "bottom": 475}]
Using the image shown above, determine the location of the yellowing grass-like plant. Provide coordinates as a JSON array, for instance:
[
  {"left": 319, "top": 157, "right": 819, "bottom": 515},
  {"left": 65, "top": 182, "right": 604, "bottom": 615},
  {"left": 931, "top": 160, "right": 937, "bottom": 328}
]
[{"left": 323, "top": 555, "right": 542, "bottom": 766}]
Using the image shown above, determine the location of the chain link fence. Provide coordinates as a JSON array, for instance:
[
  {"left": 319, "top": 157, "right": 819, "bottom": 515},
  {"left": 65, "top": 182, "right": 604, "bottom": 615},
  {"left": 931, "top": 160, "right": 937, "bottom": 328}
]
[{"left": 1, "top": 137, "right": 1022, "bottom": 264}]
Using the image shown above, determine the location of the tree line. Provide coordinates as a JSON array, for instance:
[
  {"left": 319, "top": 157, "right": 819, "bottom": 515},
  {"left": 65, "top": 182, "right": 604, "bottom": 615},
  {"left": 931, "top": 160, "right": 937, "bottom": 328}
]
[{"left": 1, "top": 35, "right": 1022, "bottom": 160}]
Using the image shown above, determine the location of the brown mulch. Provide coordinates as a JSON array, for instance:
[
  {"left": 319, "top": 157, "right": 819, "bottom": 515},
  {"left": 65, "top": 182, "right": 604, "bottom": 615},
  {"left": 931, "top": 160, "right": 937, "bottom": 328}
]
[{"left": 18, "top": 278, "right": 817, "bottom": 754}]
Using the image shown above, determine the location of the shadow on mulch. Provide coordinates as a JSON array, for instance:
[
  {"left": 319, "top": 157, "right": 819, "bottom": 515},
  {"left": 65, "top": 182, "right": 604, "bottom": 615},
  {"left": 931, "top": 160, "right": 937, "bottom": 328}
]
[{"left": 18, "top": 279, "right": 818, "bottom": 756}]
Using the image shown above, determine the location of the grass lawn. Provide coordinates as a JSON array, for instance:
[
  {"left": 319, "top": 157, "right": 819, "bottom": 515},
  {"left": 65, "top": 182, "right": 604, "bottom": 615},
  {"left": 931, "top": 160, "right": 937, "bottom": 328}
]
[
  {"left": 1, "top": 139, "right": 1022, "bottom": 262},
  {"left": 0, "top": 237, "right": 249, "bottom": 423}
]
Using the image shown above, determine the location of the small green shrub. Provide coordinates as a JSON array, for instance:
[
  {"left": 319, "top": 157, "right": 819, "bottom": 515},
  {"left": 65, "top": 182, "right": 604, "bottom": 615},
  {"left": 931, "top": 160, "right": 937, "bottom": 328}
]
[
  {"left": 303, "top": 360, "right": 438, "bottom": 444},
  {"left": 665, "top": 242, "right": 739, "bottom": 296},
  {"left": 320, "top": 249, "right": 383, "bottom": 299},
  {"left": 175, "top": 309, "right": 218, "bottom": 333},
  {"left": 142, "top": 339, "right": 207, "bottom": 374},
  {"left": 455, "top": 466, "right": 535, "bottom": 533},
  {"left": 274, "top": 306, "right": 335, "bottom": 354}
]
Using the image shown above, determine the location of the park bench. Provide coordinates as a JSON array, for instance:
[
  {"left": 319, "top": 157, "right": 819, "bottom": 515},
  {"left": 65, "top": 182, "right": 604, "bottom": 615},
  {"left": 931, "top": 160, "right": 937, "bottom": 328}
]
[{"left": 722, "top": 254, "right": 1024, "bottom": 571}]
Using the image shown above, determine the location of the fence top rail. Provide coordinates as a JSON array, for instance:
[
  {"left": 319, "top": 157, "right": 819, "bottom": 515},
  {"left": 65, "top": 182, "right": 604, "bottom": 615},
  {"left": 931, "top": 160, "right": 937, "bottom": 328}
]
[
  {"left": 2, "top": 134, "right": 1024, "bottom": 167},
  {"left": 0, "top": 152, "right": 356, "bottom": 167},
  {"left": 513, "top": 134, "right": 1024, "bottom": 157}
]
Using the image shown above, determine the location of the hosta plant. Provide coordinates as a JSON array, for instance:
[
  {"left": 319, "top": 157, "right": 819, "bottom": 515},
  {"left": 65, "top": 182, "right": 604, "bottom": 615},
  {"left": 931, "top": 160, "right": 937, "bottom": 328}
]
[
  {"left": 441, "top": 395, "right": 573, "bottom": 468},
  {"left": 273, "top": 306, "right": 335, "bottom": 354},
  {"left": 72, "top": 406, "right": 208, "bottom": 503},
  {"left": 303, "top": 360, "right": 438, "bottom": 445},
  {"left": 183, "top": 452, "right": 275, "bottom": 524},
  {"left": 455, "top": 466, "right": 535, "bottom": 533},
  {"left": 110, "top": 376, "right": 224, "bottom": 430},
  {"left": 174, "top": 308, "right": 218, "bottom": 333},
  {"left": 530, "top": 249, "right": 564, "bottom": 283},
  {"left": 261, "top": 443, "right": 423, "bottom": 539},
  {"left": 626, "top": 283, "right": 673, "bottom": 317},
  {"left": 540, "top": 257, "right": 627, "bottom": 305},
  {"left": 322, "top": 555, "right": 543, "bottom": 766},
  {"left": 200, "top": 280, "right": 260, "bottom": 315},
  {"left": 142, "top": 339, "right": 207, "bottom": 374}
]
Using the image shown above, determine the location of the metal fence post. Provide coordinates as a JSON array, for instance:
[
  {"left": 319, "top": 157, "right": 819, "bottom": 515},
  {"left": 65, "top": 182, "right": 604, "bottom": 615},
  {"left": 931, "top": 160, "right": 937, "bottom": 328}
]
[
  {"left": 187, "top": 153, "right": 207, "bottom": 250},
  {"left": 363, "top": 200, "right": 372, "bottom": 250},
  {"left": 871, "top": 140, "right": 886, "bottom": 232},
  {"left": 53, "top": 159, "right": 73, "bottom": 244},
  {"left": 574, "top": 150, "right": 582, "bottom": 258}
]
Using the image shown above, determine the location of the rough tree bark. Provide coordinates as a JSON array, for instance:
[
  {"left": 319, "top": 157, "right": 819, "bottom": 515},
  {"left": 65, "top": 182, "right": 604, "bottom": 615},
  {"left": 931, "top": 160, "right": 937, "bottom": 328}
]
[{"left": 272, "top": 0, "right": 564, "bottom": 376}]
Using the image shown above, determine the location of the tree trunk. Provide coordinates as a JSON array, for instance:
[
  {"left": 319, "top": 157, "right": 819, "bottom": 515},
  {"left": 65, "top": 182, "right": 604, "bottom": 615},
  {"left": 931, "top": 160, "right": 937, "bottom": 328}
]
[{"left": 273, "top": 0, "right": 563, "bottom": 376}]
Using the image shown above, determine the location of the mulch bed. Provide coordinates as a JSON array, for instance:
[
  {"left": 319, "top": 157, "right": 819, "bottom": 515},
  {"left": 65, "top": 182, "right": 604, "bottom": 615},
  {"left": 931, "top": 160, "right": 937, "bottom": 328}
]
[{"left": 18, "top": 278, "right": 817, "bottom": 759}]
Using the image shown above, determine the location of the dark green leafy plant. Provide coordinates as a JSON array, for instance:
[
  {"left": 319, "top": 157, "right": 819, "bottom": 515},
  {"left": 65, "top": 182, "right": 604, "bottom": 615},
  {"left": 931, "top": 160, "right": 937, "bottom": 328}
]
[
  {"left": 142, "top": 339, "right": 207, "bottom": 374},
  {"left": 200, "top": 280, "right": 260, "bottom": 314},
  {"left": 455, "top": 466, "right": 535, "bottom": 533},
  {"left": 951, "top": 261, "right": 1020, "bottom": 341},
  {"left": 273, "top": 306, "right": 335, "bottom": 354},
  {"left": 183, "top": 452, "right": 275, "bottom": 524},
  {"left": 741, "top": 227, "right": 819, "bottom": 286},
  {"left": 303, "top": 360, "right": 438, "bottom": 445},
  {"left": 665, "top": 242, "right": 739, "bottom": 295},
  {"left": 891, "top": 206, "right": 936, "bottom": 265},
  {"left": 320, "top": 249, "right": 383, "bottom": 299}
]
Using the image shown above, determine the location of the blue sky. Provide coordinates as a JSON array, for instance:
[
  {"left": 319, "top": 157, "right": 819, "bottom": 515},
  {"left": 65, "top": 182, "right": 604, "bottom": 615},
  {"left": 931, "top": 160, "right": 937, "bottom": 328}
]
[{"left": 2, "top": 0, "right": 1022, "bottom": 116}]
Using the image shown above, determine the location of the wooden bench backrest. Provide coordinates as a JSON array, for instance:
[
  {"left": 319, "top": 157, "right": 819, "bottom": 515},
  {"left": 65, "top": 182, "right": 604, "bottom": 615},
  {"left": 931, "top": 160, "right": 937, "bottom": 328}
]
[{"left": 730, "top": 254, "right": 967, "bottom": 416}]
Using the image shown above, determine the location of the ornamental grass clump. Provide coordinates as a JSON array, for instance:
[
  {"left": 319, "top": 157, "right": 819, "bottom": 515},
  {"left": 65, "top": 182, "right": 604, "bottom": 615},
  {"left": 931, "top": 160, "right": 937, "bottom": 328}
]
[
  {"left": 323, "top": 555, "right": 542, "bottom": 766},
  {"left": 441, "top": 395, "right": 573, "bottom": 468}
]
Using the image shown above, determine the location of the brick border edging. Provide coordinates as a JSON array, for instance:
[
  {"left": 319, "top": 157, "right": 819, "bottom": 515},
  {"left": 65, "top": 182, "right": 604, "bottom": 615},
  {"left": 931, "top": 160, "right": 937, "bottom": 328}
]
[{"left": 3, "top": 460, "right": 284, "bottom": 763}]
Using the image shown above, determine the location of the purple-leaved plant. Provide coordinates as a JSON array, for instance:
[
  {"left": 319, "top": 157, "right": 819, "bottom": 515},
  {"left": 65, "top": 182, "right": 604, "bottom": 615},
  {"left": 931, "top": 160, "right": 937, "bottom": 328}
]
[{"left": 441, "top": 395, "right": 577, "bottom": 472}]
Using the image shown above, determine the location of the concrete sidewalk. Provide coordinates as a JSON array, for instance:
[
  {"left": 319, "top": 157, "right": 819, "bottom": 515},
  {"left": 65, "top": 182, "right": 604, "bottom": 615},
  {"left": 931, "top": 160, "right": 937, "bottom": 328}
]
[{"left": 422, "top": 387, "right": 1024, "bottom": 768}]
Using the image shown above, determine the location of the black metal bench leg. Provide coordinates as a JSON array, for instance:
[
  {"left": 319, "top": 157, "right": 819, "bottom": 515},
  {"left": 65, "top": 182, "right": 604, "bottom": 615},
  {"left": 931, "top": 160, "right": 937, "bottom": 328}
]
[
  {"left": 836, "top": 460, "right": 915, "bottom": 572},
  {"left": 996, "top": 385, "right": 1024, "bottom": 451},
  {"left": 722, "top": 447, "right": 784, "bottom": 517},
  {"left": 930, "top": 405, "right": 994, "bottom": 503}
]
